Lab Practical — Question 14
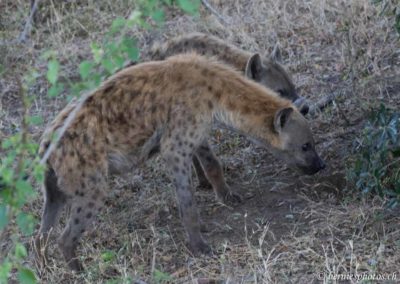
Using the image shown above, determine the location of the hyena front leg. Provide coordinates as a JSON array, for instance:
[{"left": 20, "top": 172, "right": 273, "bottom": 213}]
[
  {"left": 195, "top": 142, "right": 242, "bottom": 205},
  {"left": 58, "top": 171, "right": 106, "bottom": 271},
  {"left": 161, "top": 138, "right": 211, "bottom": 255}
]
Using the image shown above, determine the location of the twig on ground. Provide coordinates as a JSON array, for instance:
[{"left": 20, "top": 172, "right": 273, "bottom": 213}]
[
  {"left": 17, "top": 0, "right": 41, "bottom": 43},
  {"left": 308, "top": 92, "right": 345, "bottom": 117},
  {"left": 201, "top": 0, "right": 230, "bottom": 25}
]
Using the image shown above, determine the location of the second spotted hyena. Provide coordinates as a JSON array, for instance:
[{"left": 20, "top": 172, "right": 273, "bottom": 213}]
[
  {"left": 36, "top": 54, "right": 325, "bottom": 271},
  {"left": 148, "top": 32, "right": 309, "bottom": 115}
]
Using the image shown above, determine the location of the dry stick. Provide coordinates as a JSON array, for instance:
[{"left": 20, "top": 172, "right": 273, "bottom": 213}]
[
  {"left": 308, "top": 92, "right": 345, "bottom": 117},
  {"left": 201, "top": 0, "right": 230, "bottom": 25},
  {"left": 18, "top": 0, "right": 41, "bottom": 43}
]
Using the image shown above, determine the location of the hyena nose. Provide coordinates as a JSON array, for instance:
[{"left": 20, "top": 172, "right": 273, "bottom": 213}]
[
  {"left": 300, "top": 104, "right": 309, "bottom": 116},
  {"left": 293, "top": 97, "right": 309, "bottom": 116}
]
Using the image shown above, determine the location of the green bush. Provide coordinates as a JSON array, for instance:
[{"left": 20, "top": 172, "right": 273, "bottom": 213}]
[{"left": 348, "top": 104, "right": 400, "bottom": 208}]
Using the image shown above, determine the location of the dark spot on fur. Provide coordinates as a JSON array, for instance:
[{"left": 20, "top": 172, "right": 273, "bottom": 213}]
[
  {"left": 88, "top": 202, "right": 95, "bottom": 208},
  {"left": 77, "top": 207, "right": 82, "bottom": 213},
  {"left": 207, "top": 100, "right": 213, "bottom": 110},
  {"left": 74, "top": 218, "right": 80, "bottom": 224},
  {"left": 86, "top": 212, "right": 92, "bottom": 219},
  {"left": 83, "top": 134, "right": 90, "bottom": 145},
  {"left": 207, "top": 85, "right": 213, "bottom": 92},
  {"left": 103, "top": 83, "right": 115, "bottom": 94},
  {"left": 215, "top": 91, "right": 222, "bottom": 100},
  {"left": 85, "top": 96, "right": 94, "bottom": 104},
  {"left": 243, "top": 105, "right": 251, "bottom": 114},
  {"left": 173, "top": 166, "right": 179, "bottom": 172},
  {"left": 72, "top": 237, "right": 77, "bottom": 242}
]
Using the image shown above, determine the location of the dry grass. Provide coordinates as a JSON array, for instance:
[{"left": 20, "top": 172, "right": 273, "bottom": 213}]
[{"left": 1, "top": 0, "right": 400, "bottom": 283}]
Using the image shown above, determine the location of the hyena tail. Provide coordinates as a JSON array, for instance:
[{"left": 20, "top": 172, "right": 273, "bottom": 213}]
[{"left": 34, "top": 166, "right": 66, "bottom": 265}]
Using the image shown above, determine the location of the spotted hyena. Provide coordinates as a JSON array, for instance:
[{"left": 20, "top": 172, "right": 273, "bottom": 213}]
[
  {"left": 147, "top": 33, "right": 310, "bottom": 187},
  {"left": 35, "top": 54, "right": 325, "bottom": 271}
]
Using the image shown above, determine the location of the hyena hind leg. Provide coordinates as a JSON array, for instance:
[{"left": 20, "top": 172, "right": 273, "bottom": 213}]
[
  {"left": 34, "top": 167, "right": 67, "bottom": 266},
  {"left": 192, "top": 155, "right": 212, "bottom": 189},
  {"left": 195, "top": 142, "right": 242, "bottom": 205},
  {"left": 58, "top": 182, "right": 106, "bottom": 272}
]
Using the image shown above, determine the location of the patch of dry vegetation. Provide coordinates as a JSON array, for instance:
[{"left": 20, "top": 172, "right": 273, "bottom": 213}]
[{"left": 1, "top": 0, "right": 399, "bottom": 283}]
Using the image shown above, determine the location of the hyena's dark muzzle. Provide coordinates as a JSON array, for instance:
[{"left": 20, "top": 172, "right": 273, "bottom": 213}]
[{"left": 297, "top": 154, "right": 325, "bottom": 175}]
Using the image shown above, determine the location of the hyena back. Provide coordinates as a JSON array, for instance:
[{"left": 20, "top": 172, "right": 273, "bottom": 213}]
[
  {"left": 36, "top": 54, "right": 324, "bottom": 271},
  {"left": 149, "top": 32, "right": 309, "bottom": 114}
]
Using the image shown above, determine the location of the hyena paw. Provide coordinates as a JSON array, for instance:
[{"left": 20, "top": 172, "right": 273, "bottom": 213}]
[
  {"left": 188, "top": 239, "right": 212, "bottom": 256},
  {"left": 68, "top": 259, "right": 84, "bottom": 272},
  {"left": 219, "top": 191, "right": 242, "bottom": 206},
  {"left": 197, "top": 179, "right": 212, "bottom": 189}
]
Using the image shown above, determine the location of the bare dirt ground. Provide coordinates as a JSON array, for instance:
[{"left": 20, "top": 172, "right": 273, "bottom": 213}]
[{"left": 1, "top": 0, "right": 400, "bottom": 283}]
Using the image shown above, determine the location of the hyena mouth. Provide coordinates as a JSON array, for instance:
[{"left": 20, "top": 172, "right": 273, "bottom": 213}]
[{"left": 297, "top": 161, "right": 325, "bottom": 175}]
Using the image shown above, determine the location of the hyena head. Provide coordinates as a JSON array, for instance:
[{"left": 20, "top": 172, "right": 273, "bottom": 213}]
[
  {"left": 269, "top": 107, "right": 325, "bottom": 175},
  {"left": 244, "top": 46, "right": 309, "bottom": 116}
]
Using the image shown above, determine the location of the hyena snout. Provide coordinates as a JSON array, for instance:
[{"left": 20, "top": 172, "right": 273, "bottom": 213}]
[
  {"left": 300, "top": 154, "right": 325, "bottom": 175},
  {"left": 293, "top": 97, "right": 309, "bottom": 116}
]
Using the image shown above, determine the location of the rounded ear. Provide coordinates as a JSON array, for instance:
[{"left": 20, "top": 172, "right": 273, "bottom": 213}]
[
  {"left": 274, "top": 107, "right": 293, "bottom": 133},
  {"left": 245, "top": 53, "right": 262, "bottom": 80},
  {"left": 270, "top": 44, "right": 282, "bottom": 63}
]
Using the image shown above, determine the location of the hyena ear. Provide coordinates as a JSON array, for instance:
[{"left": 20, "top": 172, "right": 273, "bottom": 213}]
[
  {"left": 245, "top": 53, "right": 263, "bottom": 80},
  {"left": 274, "top": 107, "right": 294, "bottom": 133},
  {"left": 270, "top": 44, "right": 282, "bottom": 63}
]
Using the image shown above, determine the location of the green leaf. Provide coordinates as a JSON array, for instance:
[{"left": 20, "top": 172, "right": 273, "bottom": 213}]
[
  {"left": 91, "top": 43, "right": 104, "bottom": 63},
  {"left": 151, "top": 9, "right": 165, "bottom": 24},
  {"left": 15, "top": 243, "right": 28, "bottom": 259},
  {"left": 27, "top": 115, "right": 43, "bottom": 126},
  {"left": 15, "top": 179, "right": 35, "bottom": 199},
  {"left": 48, "top": 83, "right": 64, "bottom": 97},
  {"left": 0, "top": 261, "right": 12, "bottom": 282},
  {"left": 110, "top": 17, "right": 126, "bottom": 34},
  {"left": 176, "top": 0, "right": 200, "bottom": 15},
  {"left": 16, "top": 212, "right": 36, "bottom": 236},
  {"left": 18, "top": 268, "right": 37, "bottom": 284},
  {"left": 395, "top": 13, "right": 400, "bottom": 35},
  {"left": 79, "top": 61, "right": 94, "bottom": 80},
  {"left": 101, "top": 250, "right": 116, "bottom": 262},
  {"left": 101, "top": 58, "right": 115, "bottom": 74},
  {"left": 46, "top": 60, "right": 59, "bottom": 85},
  {"left": 153, "top": 269, "right": 173, "bottom": 282},
  {"left": 121, "top": 37, "right": 139, "bottom": 61},
  {"left": 0, "top": 205, "right": 8, "bottom": 230}
]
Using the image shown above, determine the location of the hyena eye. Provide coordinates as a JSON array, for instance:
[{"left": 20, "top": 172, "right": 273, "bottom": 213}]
[{"left": 302, "top": 142, "right": 311, "bottom": 152}]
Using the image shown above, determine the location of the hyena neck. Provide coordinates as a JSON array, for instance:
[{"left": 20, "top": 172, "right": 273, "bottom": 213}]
[
  {"left": 150, "top": 33, "right": 250, "bottom": 72},
  {"left": 210, "top": 76, "right": 291, "bottom": 147}
]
